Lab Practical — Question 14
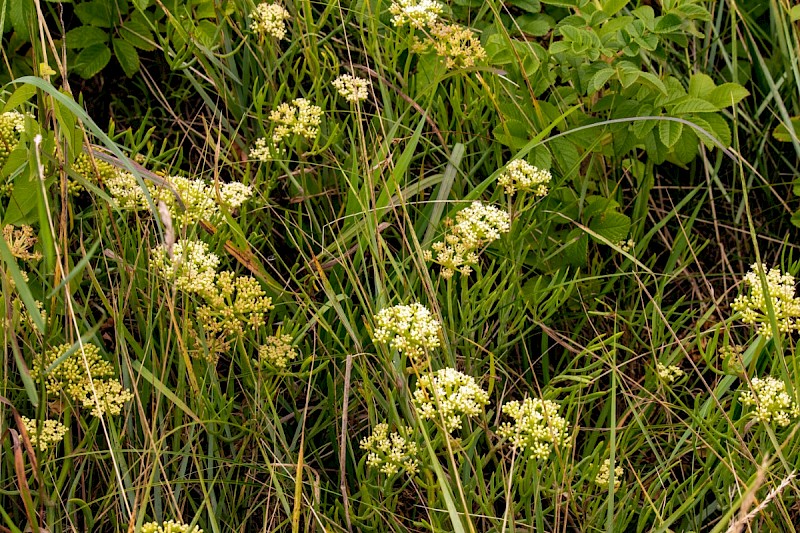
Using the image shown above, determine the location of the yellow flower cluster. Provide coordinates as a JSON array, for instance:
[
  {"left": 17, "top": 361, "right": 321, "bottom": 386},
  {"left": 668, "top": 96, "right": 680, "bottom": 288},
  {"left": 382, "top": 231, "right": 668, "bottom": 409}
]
[
  {"left": 332, "top": 74, "right": 371, "bottom": 103},
  {"left": 360, "top": 422, "right": 419, "bottom": 476},
  {"left": 30, "top": 343, "right": 133, "bottom": 418},
  {"left": 414, "top": 23, "right": 486, "bottom": 69},
  {"left": 151, "top": 240, "right": 220, "bottom": 296},
  {"left": 389, "top": 0, "right": 442, "bottom": 29},
  {"left": 2, "top": 224, "right": 42, "bottom": 261},
  {"left": 197, "top": 271, "right": 274, "bottom": 340},
  {"left": 81, "top": 380, "right": 135, "bottom": 417},
  {"left": 250, "top": 2, "right": 290, "bottom": 40},
  {"left": 731, "top": 264, "right": 800, "bottom": 338},
  {"left": 141, "top": 521, "right": 203, "bottom": 533},
  {"left": 372, "top": 303, "right": 441, "bottom": 363},
  {"left": 413, "top": 368, "right": 489, "bottom": 432},
  {"left": 615, "top": 238, "right": 636, "bottom": 253},
  {"left": 257, "top": 334, "right": 298, "bottom": 370},
  {"left": 21, "top": 417, "right": 68, "bottom": 452},
  {"left": 270, "top": 98, "right": 322, "bottom": 143},
  {"left": 424, "top": 201, "right": 510, "bottom": 278},
  {"left": 0, "top": 111, "right": 27, "bottom": 168},
  {"left": 155, "top": 176, "right": 218, "bottom": 227},
  {"left": 249, "top": 137, "right": 282, "bottom": 162},
  {"left": 497, "top": 159, "right": 552, "bottom": 196},
  {"left": 740, "top": 376, "right": 800, "bottom": 428},
  {"left": 595, "top": 458, "right": 623, "bottom": 491},
  {"left": 656, "top": 362, "right": 684, "bottom": 383},
  {"left": 498, "top": 397, "right": 571, "bottom": 459}
]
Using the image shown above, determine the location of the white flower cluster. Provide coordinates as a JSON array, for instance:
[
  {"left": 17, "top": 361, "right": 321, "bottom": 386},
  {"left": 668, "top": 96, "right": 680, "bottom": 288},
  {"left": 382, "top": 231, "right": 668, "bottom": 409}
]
[
  {"left": 498, "top": 397, "right": 571, "bottom": 460},
  {"left": 360, "top": 422, "right": 419, "bottom": 476},
  {"left": 81, "top": 380, "right": 134, "bottom": 418},
  {"left": 731, "top": 264, "right": 800, "bottom": 338},
  {"left": 21, "top": 417, "right": 68, "bottom": 452},
  {"left": 333, "top": 74, "right": 371, "bottom": 103},
  {"left": 595, "top": 458, "right": 623, "bottom": 491},
  {"left": 656, "top": 362, "right": 684, "bottom": 383},
  {"left": 497, "top": 159, "right": 552, "bottom": 196},
  {"left": 740, "top": 376, "right": 800, "bottom": 428},
  {"left": 218, "top": 181, "right": 254, "bottom": 210},
  {"left": 257, "top": 334, "right": 298, "bottom": 370},
  {"left": 415, "top": 23, "right": 487, "bottom": 70},
  {"left": 424, "top": 201, "right": 510, "bottom": 278},
  {"left": 413, "top": 368, "right": 489, "bottom": 432},
  {"left": 141, "top": 521, "right": 203, "bottom": 533},
  {"left": 151, "top": 240, "right": 220, "bottom": 296},
  {"left": 372, "top": 303, "right": 441, "bottom": 363},
  {"left": 270, "top": 98, "right": 322, "bottom": 143},
  {"left": 389, "top": 0, "right": 442, "bottom": 29},
  {"left": 250, "top": 2, "right": 290, "bottom": 40}
]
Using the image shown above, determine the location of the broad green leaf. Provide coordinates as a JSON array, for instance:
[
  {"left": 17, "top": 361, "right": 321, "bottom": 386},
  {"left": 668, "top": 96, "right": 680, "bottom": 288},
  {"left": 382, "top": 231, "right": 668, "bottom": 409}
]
[
  {"left": 688, "top": 73, "right": 715, "bottom": 97},
  {"left": 64, "top": 26, "right": 108, "bottom": 49},
  {"left": 3, "top": 172, "right": 40, "bottom": 226},
  {"left": 74, "top": 1, "right": 114, "bottom": 28},
  {"left": 790, "top": 4, "right": 800, "bottom": 22},
  {"left": 113, "top": 38, "right": 140, "bottom": 77},
  {"left": 562, "top": 228, "right": 588, "bottom": 267},
  {"left": 632, "top": 105, "right": 655, "bottom": 138},
  {"left": 73, "top": 43, "right": 112, "bottom": 79},
  {"left": 602, "top": 0, "right": 628, "bottom": 16},
  {"left": 705, "top": 83, "right": 749, "bottom": 108},
  {"left": 670, "top": 97, "right": 719, "bottom": 114},
  {"left": 9, "top": 0, "right": 33, "bottom": 41},
  {"left": 589, "top": 67, "right": 615, "bottom": 93},
  {"left": 121, "top": 16, "right": 157, "bottom": 51},
  {"left": 773, "top": 116, "right": 800, "bottom": 143},
  {"left": 510, "top": 0, "right": 541, "bottom": 12},
  {"left": 517, "top": 14, "right": 552, "bottom": 36},
  {"left": 654, "top": 13, "right": 682, "bottom": 33},
  {"left": 671, "top": 129, "right": 698, "bottom": 164},
  {"left": 589, "top": 211, "right": 631, "bottom": 243},
  {"left": 658, "top": 119, "right": 683, "bottom": 148},
  {"left": 2, "top": 85, "right": 37, "bottom": 113},
  {"left": 691, "top": 113, "right": 731, "bottom": 148}
]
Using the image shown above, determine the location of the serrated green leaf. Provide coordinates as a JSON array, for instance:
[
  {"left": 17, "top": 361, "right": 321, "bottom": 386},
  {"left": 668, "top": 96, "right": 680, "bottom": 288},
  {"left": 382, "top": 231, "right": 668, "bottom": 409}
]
[
  {"left": 633, "top": 105, "right": 655, "bottom": 138},
  {"left": 705, "top": 83, "right": 749, "bottom": 108},
  {"left": 510, "top": 0, "right": 541, "bottom": 12},
  {"left": 772, "top": 116, "right": 800, "bottom": 143},
  {"left": 669, "top": 97, "right": 719, "bottom": 114},
  {"left": 671, "top": 129, "right": 698, "bottom": 164},
  {"left": 2, "top": 84, "right": 37, "bottom": 113},
  {"left": 64, "top": 26, "right": 108, "bottom": 49},
  {"left": 691, "top": 113, "right": 731, "bottom": 148},
  {"left": 113, "top": 38, "right": 140, "bottom": 77},
  {"left": 590, "top": 67, "right": 615, "bottom": 93},
  {"left": 9, "top": 0, "right": 33, "bottom": 41},
  {"left": 688, "top": 73, "right": 715, "bottom": 97},
  {"left": 601, "top": 0, "right": 628, "bottom": 16},
  {"left": 562, "top": 228, "right": 588, "bottom": 267},
  {"left": 517, "top": 14, "right": 552, "bottom": 36},
  {"left": 73, "top": 43, "right": 112, "bottom": 79},
  {"left": 654, "top": 13, "right": 682, "bottom": 33},
  {"left": 74, "top": 1, "right": 113, "bottom": 28},
  {"left": 589, "top": 211, "right": 631, "bottom": 243},
  {"left": 658, "top": 119, "right": 683, "bottom": 148}
]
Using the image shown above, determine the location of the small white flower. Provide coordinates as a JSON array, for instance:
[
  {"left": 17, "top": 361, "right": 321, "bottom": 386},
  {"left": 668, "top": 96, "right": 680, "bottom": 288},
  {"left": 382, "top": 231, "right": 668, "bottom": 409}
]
[{"left": 333, "top": 74, "right": 371, "bottom": 103}]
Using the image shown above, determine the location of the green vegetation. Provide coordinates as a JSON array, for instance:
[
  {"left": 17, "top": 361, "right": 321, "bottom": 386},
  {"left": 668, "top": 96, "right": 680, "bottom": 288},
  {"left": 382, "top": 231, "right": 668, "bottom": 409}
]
[{"left": 2, "top": 0, "right": 800, "bottom": 531}]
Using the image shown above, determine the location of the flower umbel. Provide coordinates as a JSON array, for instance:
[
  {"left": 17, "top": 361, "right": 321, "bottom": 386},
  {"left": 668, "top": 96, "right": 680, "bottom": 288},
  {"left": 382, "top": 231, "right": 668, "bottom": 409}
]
[
  {"left": 197, "top": 271, "right": 274, "bottom": 340},
  {"left": 595, "top": 458, "right": 623, "bottom": 491},
  {"left": 731, "top": 264, "right": 800, "bottom": 338},
  {"left": 360, "top": 423, "right": 419, "bottom": 476},
  {"left": 498, "top": 397, "right": 571, "bottom": 459},
  {"left": 498, "top": 159, "right": 552, "bottom": 196},
  {"left": 740, "top": 376, "right": 799, "bottom": 428},
  {"left": 141, "top": 521, "right": 203, "bottom": 533},
  {"left": 413, "top": 368, "right": 489, "bottom": 432},
  {"left": 425, "top": 201, "right": 510, "bottom": 278},
  {"left": 372, "top": 303, "right": 441, "bottom": 363},
  {"left": 151, "top": 240, "right": 220, "bottom": 296},
  {"left": 333, "top": 74, "right": 371, "bottom": 103},
  {"left": 2, "top": 225, "right": 42, "bottom": 261},
  {"left": 415, "top": 23, "right": 486, "bottom": 69},
  {"left": 250, "top": 3, "right": 290, "bottom": 40},
  {"left": 389, "top": 0, "right": 442, "bottom": 28},
  {"left": 270, "top": 98, "right": 322, "bottom": 143},
  {"left": 656, "top": 362, "right": 684, "bottom": 383},
  {"left": 257, "top": 334, "right": 298, "bottom": 370},
  {"left": 21, "top": 417, "right": 67, "bottom": 452},
  {"left": 80, "top": 380, "right": 134, "bottom": 417}
]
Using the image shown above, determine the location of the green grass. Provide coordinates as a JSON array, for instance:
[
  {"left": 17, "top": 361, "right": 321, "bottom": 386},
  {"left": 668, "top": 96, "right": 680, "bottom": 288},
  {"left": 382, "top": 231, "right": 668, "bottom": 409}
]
[{"left": 2, "top": 0, "right": 800, "bottom": 531}]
